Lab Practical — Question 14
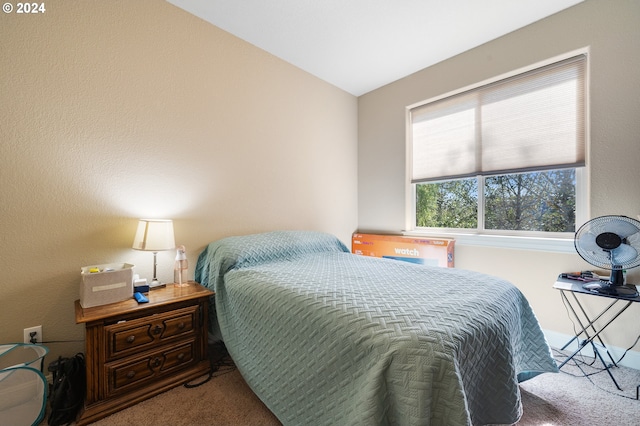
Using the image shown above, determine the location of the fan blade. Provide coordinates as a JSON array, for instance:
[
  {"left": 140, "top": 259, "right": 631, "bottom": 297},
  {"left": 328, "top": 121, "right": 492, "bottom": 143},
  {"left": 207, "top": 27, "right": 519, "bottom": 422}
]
[
  {"left": 578, "top": 232, "right": 601, "bottom": 252},
  {"left": 611, "top": 243, "right": 638, "bottom": 265},
  {"left": 607, "top": 220, "right": 640, "bottom": 238}
]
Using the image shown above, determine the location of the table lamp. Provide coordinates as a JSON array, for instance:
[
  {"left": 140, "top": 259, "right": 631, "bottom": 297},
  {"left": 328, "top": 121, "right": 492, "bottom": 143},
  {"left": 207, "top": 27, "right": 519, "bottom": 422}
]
[{"left": 132, "top": 219, "right": 175, "bottom": 288}]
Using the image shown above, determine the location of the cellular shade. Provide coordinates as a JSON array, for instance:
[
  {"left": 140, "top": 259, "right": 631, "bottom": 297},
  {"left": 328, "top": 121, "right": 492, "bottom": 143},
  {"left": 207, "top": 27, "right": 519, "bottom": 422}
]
[{"left": 410, "top": 54, "right": 586, "bottom": 183}]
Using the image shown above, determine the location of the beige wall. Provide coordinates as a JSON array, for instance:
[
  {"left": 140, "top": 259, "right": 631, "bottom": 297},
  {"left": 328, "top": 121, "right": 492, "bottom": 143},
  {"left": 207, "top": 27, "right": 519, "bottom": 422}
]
[
  {"left": 358, "top": 0, "right": 640, "bottom": 360},
  {"left": 0, "top": 0, "right": 357, "bottom": 361}
]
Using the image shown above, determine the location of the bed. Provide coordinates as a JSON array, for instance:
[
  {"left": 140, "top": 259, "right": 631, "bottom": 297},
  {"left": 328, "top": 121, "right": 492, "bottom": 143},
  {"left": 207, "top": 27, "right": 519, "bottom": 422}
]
[{"left": 195, "top": 230, "right": 558, "bottom": 426}]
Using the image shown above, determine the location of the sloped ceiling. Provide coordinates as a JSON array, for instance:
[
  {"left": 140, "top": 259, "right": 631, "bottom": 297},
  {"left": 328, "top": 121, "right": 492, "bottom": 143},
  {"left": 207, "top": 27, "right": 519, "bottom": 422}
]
[{"left": 167, "top": 0, "right": 584, "bottom": 96}]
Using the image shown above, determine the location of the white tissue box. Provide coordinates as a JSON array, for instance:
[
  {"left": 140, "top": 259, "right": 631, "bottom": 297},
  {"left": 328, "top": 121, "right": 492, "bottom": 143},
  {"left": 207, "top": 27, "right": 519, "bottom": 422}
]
[{"left": 80, "top": 263, "right": 134, "bottom": 308}]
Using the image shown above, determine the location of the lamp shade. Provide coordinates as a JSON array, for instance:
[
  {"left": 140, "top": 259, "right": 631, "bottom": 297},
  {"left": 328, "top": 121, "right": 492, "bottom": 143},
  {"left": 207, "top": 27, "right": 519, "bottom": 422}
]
[{"left": 132, "top": 219, "right": 175, "bottom": 251}]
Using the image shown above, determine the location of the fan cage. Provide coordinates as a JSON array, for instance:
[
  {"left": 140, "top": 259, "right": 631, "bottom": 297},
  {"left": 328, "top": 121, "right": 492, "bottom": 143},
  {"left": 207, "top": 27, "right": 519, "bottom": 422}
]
[{"left": 574, "top": 215, "right": 640, "bottom": 271}]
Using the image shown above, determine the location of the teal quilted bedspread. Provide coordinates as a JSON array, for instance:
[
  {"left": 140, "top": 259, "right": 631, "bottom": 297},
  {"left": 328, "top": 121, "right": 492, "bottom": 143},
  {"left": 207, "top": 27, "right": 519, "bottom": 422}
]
[{"left": 195, "top": 231, "right": 557, "bottom": 426}]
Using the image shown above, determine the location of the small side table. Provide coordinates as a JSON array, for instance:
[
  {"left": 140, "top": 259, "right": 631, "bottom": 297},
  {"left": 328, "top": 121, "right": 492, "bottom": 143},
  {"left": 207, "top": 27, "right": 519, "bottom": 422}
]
[
  {"left": 553, "top": 275, "right": 640, "bottom": 390},
  {"left": 74, "top": 281, "right": 214, "bottom": 425}
]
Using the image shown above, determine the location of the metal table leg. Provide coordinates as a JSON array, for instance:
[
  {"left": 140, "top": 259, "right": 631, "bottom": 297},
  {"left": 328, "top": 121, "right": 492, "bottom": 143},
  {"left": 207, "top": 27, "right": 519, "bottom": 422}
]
[{"left": 556, "top": 289, "right": 633, "bottom": 390}]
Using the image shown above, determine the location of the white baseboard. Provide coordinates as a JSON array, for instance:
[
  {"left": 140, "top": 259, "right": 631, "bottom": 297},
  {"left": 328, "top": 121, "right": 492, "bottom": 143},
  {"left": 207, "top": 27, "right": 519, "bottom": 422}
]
[{"left": 543, "top": 329, "right": 640, "bottom": 371}]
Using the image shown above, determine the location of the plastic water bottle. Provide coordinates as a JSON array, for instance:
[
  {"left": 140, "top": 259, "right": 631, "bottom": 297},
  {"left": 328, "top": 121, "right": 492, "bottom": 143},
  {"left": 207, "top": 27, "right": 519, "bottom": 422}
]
[{"left": 174, "top": 245, "right": 188, "bottom": 286}]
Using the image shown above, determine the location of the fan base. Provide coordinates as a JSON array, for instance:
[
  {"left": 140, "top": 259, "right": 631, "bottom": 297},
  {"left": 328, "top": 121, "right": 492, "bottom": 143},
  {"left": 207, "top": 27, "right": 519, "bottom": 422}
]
[{"left": 583, "top": 281, "right": 639, "bottom": 298}]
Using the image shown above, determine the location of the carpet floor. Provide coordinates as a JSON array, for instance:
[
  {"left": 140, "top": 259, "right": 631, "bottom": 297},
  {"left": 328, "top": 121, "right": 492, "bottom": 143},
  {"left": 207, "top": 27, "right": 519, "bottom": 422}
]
[{"left": 518, "top": 347, "right": 640, "bottom": 425}]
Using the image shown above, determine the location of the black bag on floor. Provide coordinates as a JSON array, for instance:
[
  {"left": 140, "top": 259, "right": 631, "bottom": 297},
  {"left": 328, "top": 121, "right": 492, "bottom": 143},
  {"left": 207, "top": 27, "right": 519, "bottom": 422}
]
[{"left": 48, "top": 353, "right": 86, "bottom": 426}]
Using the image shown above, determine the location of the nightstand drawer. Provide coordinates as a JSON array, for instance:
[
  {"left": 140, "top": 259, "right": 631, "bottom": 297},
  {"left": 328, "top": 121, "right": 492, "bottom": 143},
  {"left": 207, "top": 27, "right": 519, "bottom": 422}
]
[
  {"left": 106, "top": 306, "right": 196, "bottom": 360},
  {"left": 106, "top": 342, "right": 195, "bottom": 397},
  {"left": 162, "top": 311, "right": 194, "bottom": 339}
]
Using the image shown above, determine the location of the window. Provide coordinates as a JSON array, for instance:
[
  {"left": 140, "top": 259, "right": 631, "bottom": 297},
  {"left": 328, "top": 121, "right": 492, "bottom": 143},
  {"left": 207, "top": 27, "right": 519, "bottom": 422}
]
[{"left": 408, "top": 53, "right": 587, "bottom": 241}]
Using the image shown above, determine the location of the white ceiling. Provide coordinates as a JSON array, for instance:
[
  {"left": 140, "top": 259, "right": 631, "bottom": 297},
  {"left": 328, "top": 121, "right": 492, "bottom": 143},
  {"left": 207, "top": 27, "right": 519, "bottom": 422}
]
[{"left": 166, "top": 0, "right": 583, "bottom": 96}]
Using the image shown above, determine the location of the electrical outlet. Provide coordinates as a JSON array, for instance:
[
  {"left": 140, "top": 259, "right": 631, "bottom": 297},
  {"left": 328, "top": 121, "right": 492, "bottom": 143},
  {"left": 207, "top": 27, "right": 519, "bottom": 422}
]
[{"left": 23, "top": 325, "right": 42, "bottom": 344}]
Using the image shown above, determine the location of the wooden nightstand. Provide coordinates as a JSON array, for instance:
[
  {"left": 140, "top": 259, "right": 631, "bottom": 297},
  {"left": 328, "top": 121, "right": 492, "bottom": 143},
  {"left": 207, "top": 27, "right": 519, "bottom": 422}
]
[{"left": 74, "top": 282, "right": 214, "bottom": 425}]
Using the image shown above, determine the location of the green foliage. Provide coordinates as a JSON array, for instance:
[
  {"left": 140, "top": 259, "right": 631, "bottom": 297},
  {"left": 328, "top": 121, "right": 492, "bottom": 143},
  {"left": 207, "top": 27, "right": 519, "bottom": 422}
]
[
  {"left": 416, "top": 169, "right": 575, "bottom": 232},
  {"left": 416, "top": 179, "right": 477, "bottom": 228}
]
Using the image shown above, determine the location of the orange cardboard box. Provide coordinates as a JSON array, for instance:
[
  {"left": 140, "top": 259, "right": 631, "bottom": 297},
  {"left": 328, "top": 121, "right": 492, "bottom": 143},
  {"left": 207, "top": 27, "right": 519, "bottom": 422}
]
[{"left": 352, "top": 233, "right": 454, "bottom": 268}]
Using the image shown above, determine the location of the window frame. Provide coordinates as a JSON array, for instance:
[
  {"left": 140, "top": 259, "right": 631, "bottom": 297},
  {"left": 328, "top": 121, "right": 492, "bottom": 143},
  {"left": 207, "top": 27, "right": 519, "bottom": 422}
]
[{"left": 404, "top": 49, "right": 590, "bottom": 253}]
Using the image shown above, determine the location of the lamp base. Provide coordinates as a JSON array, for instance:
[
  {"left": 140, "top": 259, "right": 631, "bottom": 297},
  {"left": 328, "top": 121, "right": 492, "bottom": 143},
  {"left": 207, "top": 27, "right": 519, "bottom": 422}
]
[{"left": 148, "top": 279, "right": 166, "bottom": 290}]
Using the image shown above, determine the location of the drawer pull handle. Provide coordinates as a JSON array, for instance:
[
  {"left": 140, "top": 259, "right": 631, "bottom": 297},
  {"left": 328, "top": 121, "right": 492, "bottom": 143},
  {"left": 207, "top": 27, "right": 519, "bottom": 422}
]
[
  {"left": 152, "top": 357, "right": 161, "bottom": 368},
  {"left": 126, "top": 335, "right": 135, "bottom": 343},
  {"left": 153, "top": 325, "right": 162, "bottom": 335},
  {"left": 126, "top": 371, "right": 136, "bottom": 379},
  {"left": 177, "top": 353, "right": 185, "bottom": 362},
  {"left": 177, "top": 322, "right": 185, "bottom": 330}
]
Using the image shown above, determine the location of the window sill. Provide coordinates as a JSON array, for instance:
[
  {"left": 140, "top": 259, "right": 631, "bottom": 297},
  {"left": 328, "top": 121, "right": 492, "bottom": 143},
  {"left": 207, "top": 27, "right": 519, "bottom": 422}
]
[{"left": 402, "top": 231, "right": 576, "bottom": 253}]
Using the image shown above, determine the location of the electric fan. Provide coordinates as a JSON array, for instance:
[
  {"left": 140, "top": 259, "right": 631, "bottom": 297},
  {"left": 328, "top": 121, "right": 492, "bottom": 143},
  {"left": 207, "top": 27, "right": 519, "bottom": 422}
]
[{"left": 574, "top": 215, "right": 640, "bottom": 298}]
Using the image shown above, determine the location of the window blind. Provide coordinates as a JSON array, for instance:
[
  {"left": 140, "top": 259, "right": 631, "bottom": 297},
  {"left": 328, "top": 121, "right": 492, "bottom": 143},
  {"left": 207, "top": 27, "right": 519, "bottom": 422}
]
[{"left": 410, "top": 54, "right": 586, "bottom": 183}]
